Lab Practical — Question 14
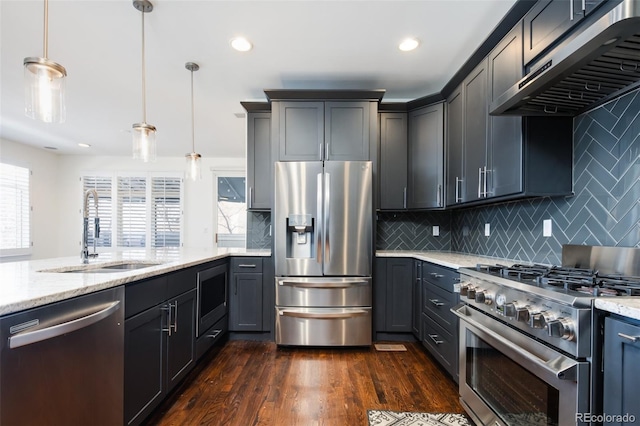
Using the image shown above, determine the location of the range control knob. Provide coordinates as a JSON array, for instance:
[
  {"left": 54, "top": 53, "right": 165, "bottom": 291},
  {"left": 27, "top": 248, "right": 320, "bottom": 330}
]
[
  {"left": 515, "top": 306, "right": 531, "bottom": 323},
  {"left": 530, "top": 312, "right": 555, "bottom": 329},
  {"left": 466, "top": 287, "right": 477, "bottom": 299},
  {"left": 503, "top": 303, "right": 517, "bottom": 318},
  {"left": 460, "top": 284, "right": 471, "bottom": 297},
  {"left": 474, "top": 290, "right": 493, "bottom": 305},
  {"left": 547, "top": 318, "right": 575, "bottom": 340}
]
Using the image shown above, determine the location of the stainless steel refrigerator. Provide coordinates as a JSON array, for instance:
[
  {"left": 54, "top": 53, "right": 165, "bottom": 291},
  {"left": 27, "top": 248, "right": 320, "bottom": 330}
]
[{"left": 274, "top": 161, "right": 373, "bottom": 346}]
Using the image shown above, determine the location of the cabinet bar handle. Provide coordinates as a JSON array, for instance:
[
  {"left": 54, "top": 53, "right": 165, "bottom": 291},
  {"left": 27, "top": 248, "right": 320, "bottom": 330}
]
[
  {"left": 207, "top": 330, "right": 222, "bottom": 339},
  {"left": 162, "top": 303, "right": 173, "bottom": 336},
  {"left": 582, "top": 0, "right": 586, "bottom": 13},
  {"left": 248, "top": 187, "right": 253, "bottom": 209},
  {"left": 618, "top": 332, "right": 639, "bottom": 343},
  {"left": 428, "top": 333, "right": 443, "bottom": 345},
  {"left": 429, "top": 299, "right": 445, "bottom": 307},
  {"left": 570, "top": 0, "right": 574, "bottom": 20},
  {"left": 437, "top": 184, "right": 442, "bottom": 207},
  {"left": 482, "top": 167, "right": 488, "bottom": 197},
  {"left": 237, "top": 264, "right": 257, "bottom": 268},
  {"left": 430, "top": 273, "right": 444, "bottom": 278},
  {"left": 403, "top": 187, "right": 407, "bottom": 209},
  {"left": 173, "top": 301, "right": 178, "bottom": 333},
  {"left": 478, "top": 168, "right": 483, "bottom": 198},
  {"left": 455, "top": 177, "right": 462, "bottom": 203}
]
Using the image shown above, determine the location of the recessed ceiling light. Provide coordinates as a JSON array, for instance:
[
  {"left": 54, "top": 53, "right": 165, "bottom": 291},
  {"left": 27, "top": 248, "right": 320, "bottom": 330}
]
[
  {"left": 231, "top": 37, "right": 252, "bottom": 52},
  {"left": 399, "top": 38, "right": 420, "bottom": 52},
  {"left": 78, "top": 143, "right": 91, "bottom": 148},
  {"left": 44, "top": 146, "right": 58, "bottom": 150}
]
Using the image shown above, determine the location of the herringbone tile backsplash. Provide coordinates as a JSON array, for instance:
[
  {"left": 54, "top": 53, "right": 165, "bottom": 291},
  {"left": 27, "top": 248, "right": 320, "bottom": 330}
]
[
  {"left": 376, "top": 211, "right": 452, "bottom": 251},
  {"left": 246, "top": 211, "right": 271, "bottom": 249}
]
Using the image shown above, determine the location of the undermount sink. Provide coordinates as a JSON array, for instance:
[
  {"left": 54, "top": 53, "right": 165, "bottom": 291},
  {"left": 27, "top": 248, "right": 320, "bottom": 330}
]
[{"left": 39, "top": 261, "right": 162, "bottom": 274}]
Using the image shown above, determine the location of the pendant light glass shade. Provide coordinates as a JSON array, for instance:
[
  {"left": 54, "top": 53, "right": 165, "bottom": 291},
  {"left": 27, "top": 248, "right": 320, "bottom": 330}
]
[
  {"left": 185, "top": 152, "right": 202, "bottom": 181},
  {"left": 132, "top": 0, "right": 156, "bottom": 162},
  {"left": 24, "top": 0, "right": 67, "bottom": 123},
  {"left": 132, "top": 122, "right": 156, "bottom": 162},
  {"left": 184, "top": 62, "right": 202, "bottom": 181}
]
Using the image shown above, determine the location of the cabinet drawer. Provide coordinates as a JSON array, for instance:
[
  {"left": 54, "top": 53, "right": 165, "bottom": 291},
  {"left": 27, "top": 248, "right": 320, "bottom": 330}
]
[
  {"left": 231, "top": 257, "right": 263, "bottom": 273},
  {"left": 422, "top": 283, "right": 457, "bottom": 334},
  {"left": 125, "top": 275, "right": 168, "bottom": 319},
  {"left": 422, "top": 263, "right": 459, "bottom": 292},
  {"left": 275, "top": 307, "right": 371, "bottom": 346},
  {"left": 422, "top": 313, "right": 456, "bottom": 376}
]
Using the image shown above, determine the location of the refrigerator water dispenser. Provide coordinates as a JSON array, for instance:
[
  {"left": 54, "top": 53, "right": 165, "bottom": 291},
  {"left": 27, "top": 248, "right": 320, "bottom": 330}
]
[{"left": 286, "top": 214, "right": 314, "bottom": 259}]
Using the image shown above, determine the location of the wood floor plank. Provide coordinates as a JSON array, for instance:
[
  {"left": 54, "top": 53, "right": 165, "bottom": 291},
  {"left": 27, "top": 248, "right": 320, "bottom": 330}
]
[{"left": 145, "top": 340, "right": 464, "bottom": 426}]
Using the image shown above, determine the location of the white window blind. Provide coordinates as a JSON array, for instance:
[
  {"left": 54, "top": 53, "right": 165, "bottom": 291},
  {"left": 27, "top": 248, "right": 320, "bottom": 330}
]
[
  {"left": 151, "top": 177, "right": 181, "bottom": 247},
  {"left": 82, "top": 176, "right": 112, "bottom": 247},
  {"left": 117, "top": 176, "right": 147, "bottom": 247},
  {"left": 0, "top": 163, "right": 30, "bottom": 255}
]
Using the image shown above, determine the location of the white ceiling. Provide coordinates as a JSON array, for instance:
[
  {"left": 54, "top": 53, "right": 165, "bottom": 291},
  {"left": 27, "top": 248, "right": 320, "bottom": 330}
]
[{"left": 0, "top": 0, "right": 517, "bottom": 159}]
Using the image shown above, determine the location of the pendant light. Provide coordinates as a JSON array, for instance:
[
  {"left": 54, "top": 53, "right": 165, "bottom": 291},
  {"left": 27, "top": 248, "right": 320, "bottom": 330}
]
[
  {"left": 24, "top": 0, "right": 67, "bottom": 123},
  {"left": 185, "top": 62, "right": 202, "bottom": 181},
  {"left": 132, "top": 0, "right": 156, "bottom": 162}
]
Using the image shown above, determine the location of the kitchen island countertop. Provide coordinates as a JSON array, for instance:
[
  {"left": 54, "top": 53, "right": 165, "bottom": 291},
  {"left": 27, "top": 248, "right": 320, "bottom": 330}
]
[{"left": 0, "top": 248, "right": 270, "bottom": 316}]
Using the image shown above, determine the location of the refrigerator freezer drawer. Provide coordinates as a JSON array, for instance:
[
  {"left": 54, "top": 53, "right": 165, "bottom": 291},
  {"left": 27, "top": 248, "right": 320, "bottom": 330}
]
[
  {"left": 275, "top": 307, "right": 372, "bottom": 346},
  {"left": 275, "top": 277, "right": 371, "bottom": 307}
]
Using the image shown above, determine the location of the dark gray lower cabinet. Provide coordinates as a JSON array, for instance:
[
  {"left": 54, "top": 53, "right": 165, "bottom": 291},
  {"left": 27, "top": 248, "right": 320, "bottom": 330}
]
[
  {"left": 603, "top": 316, "right": 640, "bottom": 425},
  {"left": 229, "top": 257, "right": 274, "bottom": 332},
  {"left": 421, "top": 263, "right": 459, "bottom": 383},
  {"left": 124, "top": 269, "right": 198, "bottom": 426},
  {"left": 412, "top": 260, "right": 422, "bottom": 339},
  {"left": 374, "top": 257, "right": 412, "bottom": 334}
]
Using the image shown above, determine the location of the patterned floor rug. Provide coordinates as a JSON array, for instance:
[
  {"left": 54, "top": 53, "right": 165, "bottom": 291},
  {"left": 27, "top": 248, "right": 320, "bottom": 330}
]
[{"left": 368, "top": 410, "right": 473, "bottom": 426}]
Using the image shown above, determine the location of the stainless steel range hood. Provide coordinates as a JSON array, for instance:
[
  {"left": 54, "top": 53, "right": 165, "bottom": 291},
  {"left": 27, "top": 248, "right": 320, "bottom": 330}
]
[{"left": 491, "top": 0, "right": 640, "bottom": 116}]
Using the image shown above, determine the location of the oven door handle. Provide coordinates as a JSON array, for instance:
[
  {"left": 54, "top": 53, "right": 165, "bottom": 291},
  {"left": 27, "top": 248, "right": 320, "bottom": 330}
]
[{"left": 452, "top": 304, "right": 579, "bottom": 381}]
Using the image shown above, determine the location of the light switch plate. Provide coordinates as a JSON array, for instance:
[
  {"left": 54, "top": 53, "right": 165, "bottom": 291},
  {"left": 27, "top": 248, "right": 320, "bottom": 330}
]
[
  {"left": 432, "top": 225, "right": 440, "bottom": 237},
  {"left": 484, "top": 223, "right": 491, "bottom": 237},
  {"left": 543, "top": 219, "right": 552, "bottom": 237}
]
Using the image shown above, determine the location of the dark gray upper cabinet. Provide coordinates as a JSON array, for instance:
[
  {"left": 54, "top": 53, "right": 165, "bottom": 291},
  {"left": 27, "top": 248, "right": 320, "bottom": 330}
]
[
  {"left": 603, "top": 316, "right": 640, "bottom": 425},
  {"left": 276, "top": 101, "right": 324, "bottom": 161},
  {"left": 523, "top": 0, "right": 606, "bottom": 66},
  {"left": 246, "top": 112, "right": 272, "bottom": 210},
  {"left": 446, "top": 87, "right": 464, "bottom": 206},
  {"left": 272, "top": 100, "right": 375, "bottom": 161},
  {"left": 408, "top": 103, "right": 445, "bottom": 209},
  {"left": 379, "top": 112, "right": 408, "bottom": 210},
  {"left": 446, "top": 19, "right": 573, "bottom": 208},
  {"left": 488, "top": 22, "right": 525, "bottom": 198},
  {"left": 462, "top": 59, "right": 489, "bottom": 204},
  {"left": 325, "top": 101, "right": 371, "bottom": 161}
]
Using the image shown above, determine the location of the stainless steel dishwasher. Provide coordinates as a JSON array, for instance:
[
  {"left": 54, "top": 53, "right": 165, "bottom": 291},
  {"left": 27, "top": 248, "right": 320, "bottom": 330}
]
[{"left": 0, "top": 286, "right": 124, "bottom": 425}]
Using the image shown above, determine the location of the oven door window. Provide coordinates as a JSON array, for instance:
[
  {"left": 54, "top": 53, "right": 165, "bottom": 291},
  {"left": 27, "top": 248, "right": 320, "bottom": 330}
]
[{"left": 466, "top": 330, "right": 560, "bottom": 425}]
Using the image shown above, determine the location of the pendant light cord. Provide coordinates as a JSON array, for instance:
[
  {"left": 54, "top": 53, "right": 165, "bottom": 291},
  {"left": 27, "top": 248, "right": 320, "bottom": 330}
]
[
  {"left": 43, "top": 0, "right": 48, "bottom": 58},
  {"left": 141, "top": 9, "right": 147, "bottom": 123},
  {"left": 190, "top": 68, "right": 195, "bottom": 152}
]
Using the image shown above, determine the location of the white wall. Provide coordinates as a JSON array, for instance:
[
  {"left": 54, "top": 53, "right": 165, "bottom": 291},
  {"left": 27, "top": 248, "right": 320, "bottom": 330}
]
[
  {"left": 0, "top": 138, "right": 60, "bottom": 260},
  {"left": 1, "top": 137, "right": 244, "bottom": 260}
]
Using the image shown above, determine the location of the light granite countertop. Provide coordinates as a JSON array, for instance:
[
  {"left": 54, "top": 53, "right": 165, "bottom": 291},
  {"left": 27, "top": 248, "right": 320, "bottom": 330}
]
[
  {"left": 595, "top": 298, "right": 640, "bottom": 321},
  {"left": 0, "top": 248, "right": 270, "bottom": 316},
  {"left": 376, "top": 250, "right": 517, "bottom": 270}
]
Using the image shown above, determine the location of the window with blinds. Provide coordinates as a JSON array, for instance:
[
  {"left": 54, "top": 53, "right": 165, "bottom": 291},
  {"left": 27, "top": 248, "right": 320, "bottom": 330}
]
[
  {"left": 117, "top": 176, "right": 147, "bottom": 247},
  {"left": 82, "top": 176, "right": 112, "bottom": 247},
  {"left": 0, "top": 163, "right": 30, "bottom": 255},
  {"left": 151, "top": 177, "right": 181, "bottom": 247}
]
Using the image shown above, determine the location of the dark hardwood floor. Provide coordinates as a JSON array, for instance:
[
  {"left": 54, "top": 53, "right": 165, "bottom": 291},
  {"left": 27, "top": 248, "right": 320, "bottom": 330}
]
[{"left": 145, "top": 340, "right": 464, "bottom": 426}]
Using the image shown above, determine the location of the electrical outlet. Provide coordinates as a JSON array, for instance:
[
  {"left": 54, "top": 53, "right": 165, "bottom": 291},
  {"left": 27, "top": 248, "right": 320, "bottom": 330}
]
[
  {"left": 463, "top": 226, "right": 469, "bottom": 237},
  {"left": 484, "top": 223, "right": 491, "bottom": 237},
  {"left": 432, "top": 226, "right": 440, "bottom": 237},
  {"left": 543, "top": 219, "right": 552, "bottom": 237}
]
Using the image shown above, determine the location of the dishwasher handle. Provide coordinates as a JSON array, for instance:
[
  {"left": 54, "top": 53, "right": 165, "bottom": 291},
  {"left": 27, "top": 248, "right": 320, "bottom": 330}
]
[{"left": 8, "top": 300, "right": 121, "bottom": 349}]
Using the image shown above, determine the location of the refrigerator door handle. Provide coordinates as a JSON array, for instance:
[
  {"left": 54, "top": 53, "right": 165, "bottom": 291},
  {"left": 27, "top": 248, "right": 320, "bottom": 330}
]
[
  {"left": 316, "top": 172, "right": 323, "bottom": 264},
  {"left": 324, "top": 172, "right": 331, "bottom": 263}
]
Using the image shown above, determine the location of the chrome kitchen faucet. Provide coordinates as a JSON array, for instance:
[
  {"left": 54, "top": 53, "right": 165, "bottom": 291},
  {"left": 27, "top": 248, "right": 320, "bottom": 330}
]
[{"left": 81, "top": 189, "right": 100, "bottom": 263}]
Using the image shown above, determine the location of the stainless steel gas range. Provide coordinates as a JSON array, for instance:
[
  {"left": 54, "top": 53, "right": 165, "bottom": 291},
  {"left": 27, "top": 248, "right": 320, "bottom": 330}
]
[{"left": 452, "top": 245, "right": 640, "bottom": 426}]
